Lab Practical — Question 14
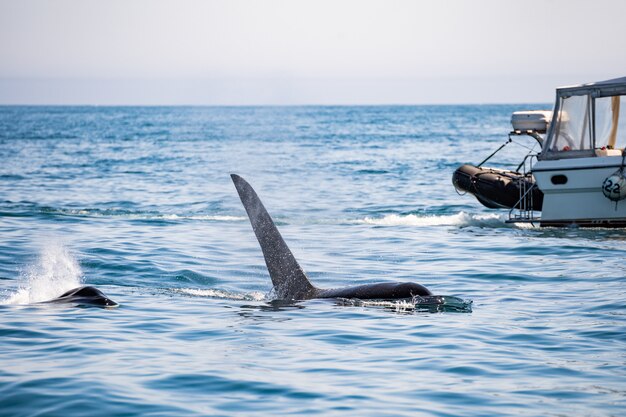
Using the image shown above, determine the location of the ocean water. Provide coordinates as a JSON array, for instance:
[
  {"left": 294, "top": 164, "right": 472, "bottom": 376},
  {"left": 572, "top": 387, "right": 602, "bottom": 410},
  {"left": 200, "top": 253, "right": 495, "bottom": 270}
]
[{"left": 0, "top": 105, "right": 625, "bottom": 416}]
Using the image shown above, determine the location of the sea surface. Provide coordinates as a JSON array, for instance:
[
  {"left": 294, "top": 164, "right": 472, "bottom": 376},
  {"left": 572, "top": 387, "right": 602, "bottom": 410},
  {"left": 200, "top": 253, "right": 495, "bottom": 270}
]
[{"left": 0, "top": 105, "right": 625, "bottom": 416}]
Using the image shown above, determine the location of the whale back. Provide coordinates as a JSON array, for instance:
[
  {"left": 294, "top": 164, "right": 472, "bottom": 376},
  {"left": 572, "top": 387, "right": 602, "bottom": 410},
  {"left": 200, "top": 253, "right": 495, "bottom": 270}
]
[
  {"left": 44, "top": 285, "right": 118, "bottom": 307},
  {"left": 231, "top": 174, "right": 317, "bottom": 300}
]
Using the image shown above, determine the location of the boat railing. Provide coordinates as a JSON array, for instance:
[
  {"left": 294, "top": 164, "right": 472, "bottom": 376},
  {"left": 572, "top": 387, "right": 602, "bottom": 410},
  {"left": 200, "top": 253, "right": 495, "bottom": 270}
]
[{"left": 507, "top": 151, "right": 539, "bottom": 224}]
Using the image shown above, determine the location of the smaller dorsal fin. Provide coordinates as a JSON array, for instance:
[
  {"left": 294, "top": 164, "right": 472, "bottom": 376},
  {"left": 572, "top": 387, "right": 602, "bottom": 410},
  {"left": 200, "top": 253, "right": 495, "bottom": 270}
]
[{"left": 231, "top": 174, "right": 317, "bottom": 299}]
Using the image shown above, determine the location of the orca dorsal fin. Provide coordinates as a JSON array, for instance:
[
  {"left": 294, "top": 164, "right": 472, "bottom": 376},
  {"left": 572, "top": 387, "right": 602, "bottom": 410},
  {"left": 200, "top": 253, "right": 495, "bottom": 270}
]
[{"left": 231, "top": 174, "right": 317, "bottom": 300}]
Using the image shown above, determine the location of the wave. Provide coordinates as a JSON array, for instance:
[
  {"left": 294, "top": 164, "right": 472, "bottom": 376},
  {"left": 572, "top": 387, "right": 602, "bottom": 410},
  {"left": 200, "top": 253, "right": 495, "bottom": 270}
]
[
  {"left": 1, "top": 202, "right": 247, "bottom": 222},
  {"left": 3, "top": 202, "right": 536, "bottom": 230},
  {"left": 1, "top": 242, "right": 83, "bottom": 304},
  {"left": 44, "top": 207, "right": 245, "bottom": 222},
  {"left": 358, "top": 211, "right": 535, "bottom": 228},
  {"left": 174, "top": 288, "right": 266, "bottom": 301},
  {"left": 174, "top": 288, "right": 471, "bottom": 312}
]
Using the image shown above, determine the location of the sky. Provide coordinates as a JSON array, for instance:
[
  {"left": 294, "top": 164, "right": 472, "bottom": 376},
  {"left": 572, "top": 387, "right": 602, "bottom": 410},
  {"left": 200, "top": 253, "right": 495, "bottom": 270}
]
[{"left": 0, "top": 0, "right": 625, "bottom": 105}]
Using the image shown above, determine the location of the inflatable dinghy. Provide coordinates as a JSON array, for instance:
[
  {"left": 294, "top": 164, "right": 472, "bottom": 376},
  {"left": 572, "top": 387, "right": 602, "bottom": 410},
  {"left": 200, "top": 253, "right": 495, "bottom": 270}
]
[{"left": 452, "top": 164, "right": 543, "bottom": 210}]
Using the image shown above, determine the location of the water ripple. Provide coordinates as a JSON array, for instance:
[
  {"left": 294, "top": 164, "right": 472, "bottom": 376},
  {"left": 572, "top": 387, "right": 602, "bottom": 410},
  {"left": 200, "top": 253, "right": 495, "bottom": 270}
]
[{"left": 1, "top": 105, "right": 625, "bottom": 417}]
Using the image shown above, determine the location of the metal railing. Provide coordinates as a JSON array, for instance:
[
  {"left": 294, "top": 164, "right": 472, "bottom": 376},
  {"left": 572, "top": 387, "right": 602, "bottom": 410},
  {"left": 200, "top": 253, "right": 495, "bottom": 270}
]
[{"left": 508, "top": 151, "right": 539, "bottom": 223}]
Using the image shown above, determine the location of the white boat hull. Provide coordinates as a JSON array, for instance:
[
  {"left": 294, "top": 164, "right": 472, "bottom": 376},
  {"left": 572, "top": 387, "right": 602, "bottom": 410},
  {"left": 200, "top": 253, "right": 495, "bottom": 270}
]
[{"left": 533, "top": 156, "right": 626, "bottom": 226}]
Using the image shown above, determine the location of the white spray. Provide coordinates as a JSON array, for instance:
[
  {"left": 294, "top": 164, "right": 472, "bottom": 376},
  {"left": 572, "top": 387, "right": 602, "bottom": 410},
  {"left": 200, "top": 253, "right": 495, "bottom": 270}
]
[{"left": 3, "top": 242, "right": 83, "bottom": 304}]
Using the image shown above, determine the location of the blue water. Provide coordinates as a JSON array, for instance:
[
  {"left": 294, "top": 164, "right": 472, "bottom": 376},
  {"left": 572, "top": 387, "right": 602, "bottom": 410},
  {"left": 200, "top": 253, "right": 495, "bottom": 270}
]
[{"left": 1, "top": 105, "right": 625, "bottom": 416}]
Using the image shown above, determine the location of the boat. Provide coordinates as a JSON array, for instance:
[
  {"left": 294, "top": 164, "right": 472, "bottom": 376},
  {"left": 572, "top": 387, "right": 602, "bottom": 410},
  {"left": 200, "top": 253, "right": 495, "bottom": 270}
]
[{"left": 453, "top": 76, "right": 626, "bottom": 227}]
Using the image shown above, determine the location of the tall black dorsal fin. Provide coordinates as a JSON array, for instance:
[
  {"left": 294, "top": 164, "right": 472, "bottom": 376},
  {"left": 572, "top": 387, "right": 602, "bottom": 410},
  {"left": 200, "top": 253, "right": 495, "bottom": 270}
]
[{"left": 231, "top": 174, "right": 317, "bottom": 300}]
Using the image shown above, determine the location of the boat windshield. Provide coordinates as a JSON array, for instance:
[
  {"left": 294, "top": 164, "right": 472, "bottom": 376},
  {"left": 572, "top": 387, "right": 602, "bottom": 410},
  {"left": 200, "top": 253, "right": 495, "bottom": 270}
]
[
  {"left": 550, "top": 94, "right": 593, "bottom": 154},
  {"left": 596, "top": 96, "right": 626, "bottom": 150},
  {"left": 544, "top": 94, "right": 625, "bottom": 158}
]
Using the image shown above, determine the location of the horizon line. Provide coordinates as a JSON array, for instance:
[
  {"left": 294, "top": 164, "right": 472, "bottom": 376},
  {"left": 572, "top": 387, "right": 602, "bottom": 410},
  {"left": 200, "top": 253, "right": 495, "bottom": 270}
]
[{"left": 0, "top": 102, "right": 553, "bottom": 107}]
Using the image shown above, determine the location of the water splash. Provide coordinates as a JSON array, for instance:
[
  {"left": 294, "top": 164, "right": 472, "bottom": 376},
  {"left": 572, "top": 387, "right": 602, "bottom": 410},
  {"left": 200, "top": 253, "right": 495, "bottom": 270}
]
[
  {"left": 2, "top": 242, "right": 82, "bottom": 304},
  {"left": 335, "top": 295, "right": 473, "bottom": 313}
]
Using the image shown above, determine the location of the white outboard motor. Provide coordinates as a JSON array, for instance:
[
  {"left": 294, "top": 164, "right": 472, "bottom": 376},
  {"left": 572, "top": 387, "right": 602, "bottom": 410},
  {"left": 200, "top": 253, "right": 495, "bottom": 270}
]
[{"left": 511, "top": 110, "right": 552, "bottom": 134}]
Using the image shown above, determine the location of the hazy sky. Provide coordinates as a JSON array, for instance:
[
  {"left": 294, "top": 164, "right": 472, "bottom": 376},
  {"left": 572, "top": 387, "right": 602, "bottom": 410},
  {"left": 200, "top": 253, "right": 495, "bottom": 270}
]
[{"left": 1, "top": 0, "right": 625, "bottom": 104}]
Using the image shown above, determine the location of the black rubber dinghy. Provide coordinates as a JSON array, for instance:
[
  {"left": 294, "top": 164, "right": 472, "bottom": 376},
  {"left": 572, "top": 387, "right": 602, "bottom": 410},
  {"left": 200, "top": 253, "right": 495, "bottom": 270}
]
[{"left": 452, "top": 164, "right": 543, "bottom": 211}]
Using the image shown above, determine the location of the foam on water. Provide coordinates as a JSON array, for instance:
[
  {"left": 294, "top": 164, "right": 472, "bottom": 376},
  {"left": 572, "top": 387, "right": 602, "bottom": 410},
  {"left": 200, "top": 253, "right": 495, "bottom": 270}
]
[
  {"left": 359, "top": 211, "right": 509, "bottom": 228},
  {"left": 335, "top": 295, "right": 473, "bottom": 313},
  {"left": 2, "top": 242, "right": 82, "bottom": 304},
  {"left": 159, "top": 214, "right": 244, "bottom": 221},
  {"left": 176, "top": 288, "right": 266, "bottom": 301}
]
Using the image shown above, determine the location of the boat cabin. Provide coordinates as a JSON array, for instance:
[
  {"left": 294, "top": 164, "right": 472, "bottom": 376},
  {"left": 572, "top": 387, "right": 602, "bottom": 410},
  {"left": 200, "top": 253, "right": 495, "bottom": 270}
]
[{"left": 539, "top": 77, "right": 626, "bottom": 160}]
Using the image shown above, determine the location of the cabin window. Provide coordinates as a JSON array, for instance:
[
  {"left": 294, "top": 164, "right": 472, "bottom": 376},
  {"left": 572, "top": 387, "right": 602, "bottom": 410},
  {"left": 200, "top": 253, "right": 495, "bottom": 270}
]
[
  {"left": 552, "top": 94, "right": 593, "bottom": 152},
  {"left": 595, "top": 95, "right": 625, "bottom": 150}
]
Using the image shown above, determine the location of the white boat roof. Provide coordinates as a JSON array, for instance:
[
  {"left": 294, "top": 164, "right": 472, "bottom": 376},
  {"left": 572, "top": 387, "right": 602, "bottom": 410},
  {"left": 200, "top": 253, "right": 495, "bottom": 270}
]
[{"left": 557, "top": 76, "right": 626, "bottom": 97}]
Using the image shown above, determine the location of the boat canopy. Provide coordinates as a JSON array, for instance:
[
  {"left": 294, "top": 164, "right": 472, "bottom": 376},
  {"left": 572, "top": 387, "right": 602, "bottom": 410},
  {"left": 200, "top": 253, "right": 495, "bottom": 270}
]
[{"left": 540, "top": 76, "right": 626, "bottom": 160}]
